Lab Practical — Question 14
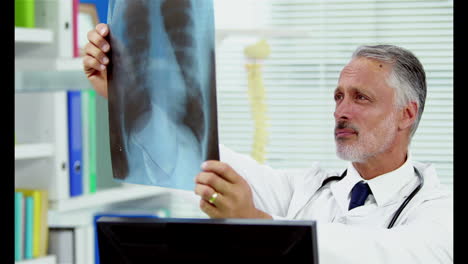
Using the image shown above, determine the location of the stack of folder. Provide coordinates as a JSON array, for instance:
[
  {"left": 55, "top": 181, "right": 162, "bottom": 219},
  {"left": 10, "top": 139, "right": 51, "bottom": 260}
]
[
  {"left": 67, "top": 89, "right": 121, "bottom": 198},
  {"left": 67, "top": 90, "right": 98, "bottom": 197},
  {"left": 14, "top": 189, "right": 48, "bottom": 261}
]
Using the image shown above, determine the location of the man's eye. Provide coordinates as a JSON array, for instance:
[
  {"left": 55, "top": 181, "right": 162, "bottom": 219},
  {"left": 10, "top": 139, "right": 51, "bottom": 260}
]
[
  {"left": 334, "top": 94, "right": 343, "bottom": 101},
  {"left": 357, "top": 94, "right": 368, "bottom": 100}
]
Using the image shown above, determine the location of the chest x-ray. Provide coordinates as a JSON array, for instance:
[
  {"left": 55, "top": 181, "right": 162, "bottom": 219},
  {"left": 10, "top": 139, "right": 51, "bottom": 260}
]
[{"left": 106, "top": 0, "right": 219, "bottom": 190}]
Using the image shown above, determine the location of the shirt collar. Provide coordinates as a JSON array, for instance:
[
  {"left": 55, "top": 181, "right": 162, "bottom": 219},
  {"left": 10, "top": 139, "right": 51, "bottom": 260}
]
[{"left": 331, "top": 152, "right": 415, "bottom": 210}]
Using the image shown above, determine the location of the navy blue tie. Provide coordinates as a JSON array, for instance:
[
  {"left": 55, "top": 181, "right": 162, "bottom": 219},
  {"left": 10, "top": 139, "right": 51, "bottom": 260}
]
[{"left": 349, "top": 181, "right": 372, "bottom": 210}]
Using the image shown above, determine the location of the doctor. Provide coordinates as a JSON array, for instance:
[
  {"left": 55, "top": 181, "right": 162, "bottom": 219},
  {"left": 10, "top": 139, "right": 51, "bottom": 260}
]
[{"left": 84, "top": 24, "right": 453, "bottom": 263}]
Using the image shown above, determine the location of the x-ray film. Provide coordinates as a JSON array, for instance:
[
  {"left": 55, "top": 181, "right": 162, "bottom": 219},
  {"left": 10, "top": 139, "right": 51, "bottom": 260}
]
[{"left": 106, "top": 0, "right": 219, "bottom": 190}]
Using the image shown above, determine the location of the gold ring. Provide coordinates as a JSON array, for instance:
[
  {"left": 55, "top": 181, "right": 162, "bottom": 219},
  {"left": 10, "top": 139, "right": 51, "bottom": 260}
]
[{"left": 208, "top": 192, "right": 219, "bottom": 204}]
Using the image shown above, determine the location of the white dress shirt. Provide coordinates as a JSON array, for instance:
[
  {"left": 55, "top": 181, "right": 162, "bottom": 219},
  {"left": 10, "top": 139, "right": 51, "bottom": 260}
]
[{"left": 218, "top": 144, "right": 453, "bottom": 264}]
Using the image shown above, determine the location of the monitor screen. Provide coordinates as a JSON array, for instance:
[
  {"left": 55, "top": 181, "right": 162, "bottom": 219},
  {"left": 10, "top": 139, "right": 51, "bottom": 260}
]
[{"left": 97, "top": 217, "right": 318, "bottom": 263}]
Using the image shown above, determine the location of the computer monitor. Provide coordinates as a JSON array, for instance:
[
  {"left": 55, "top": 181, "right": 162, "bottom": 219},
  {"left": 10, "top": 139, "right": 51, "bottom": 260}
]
[{"left": 97, "top": 217, "right": 318, "bottom": 263}]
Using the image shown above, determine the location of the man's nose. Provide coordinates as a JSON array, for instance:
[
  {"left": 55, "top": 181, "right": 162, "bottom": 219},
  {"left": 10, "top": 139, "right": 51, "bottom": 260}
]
[{"left": 334, "top": 97, "right": 353, "bottom": 121}]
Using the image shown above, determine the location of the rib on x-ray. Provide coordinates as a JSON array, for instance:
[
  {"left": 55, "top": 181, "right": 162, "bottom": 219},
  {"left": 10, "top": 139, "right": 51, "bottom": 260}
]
[{"left": 106, "top": 0, "right": 219, "bottom": 190}]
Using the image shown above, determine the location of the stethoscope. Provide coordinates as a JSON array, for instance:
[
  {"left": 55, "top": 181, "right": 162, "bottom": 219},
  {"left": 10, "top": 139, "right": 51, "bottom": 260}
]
[{"left": 318, "top": 166, "right": 424, "bottom": 229}]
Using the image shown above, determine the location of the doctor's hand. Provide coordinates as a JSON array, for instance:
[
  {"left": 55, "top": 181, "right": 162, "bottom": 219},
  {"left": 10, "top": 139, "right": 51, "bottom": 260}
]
[
  {"left": 194, "top": 161, "right": 272, "bottom": 219},
  {"left": 83, "top": 23, "right": 110, "bottom": 99}
]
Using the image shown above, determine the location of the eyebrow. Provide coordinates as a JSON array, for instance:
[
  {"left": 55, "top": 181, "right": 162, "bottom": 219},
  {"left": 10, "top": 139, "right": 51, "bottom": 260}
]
[{"left": 334, "top": 86, "right": 376, "bottom": 98}]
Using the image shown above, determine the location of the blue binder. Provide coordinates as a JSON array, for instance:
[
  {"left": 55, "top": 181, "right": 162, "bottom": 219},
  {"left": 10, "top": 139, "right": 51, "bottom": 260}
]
[{"left": 67, "top": 91, "right": 83, "bottom": 197}]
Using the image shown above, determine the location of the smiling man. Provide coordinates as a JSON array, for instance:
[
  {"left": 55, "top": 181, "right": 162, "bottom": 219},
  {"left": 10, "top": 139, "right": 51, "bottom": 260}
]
[{"left": 83, "top": 24, "right": 452, "bottom": 263}]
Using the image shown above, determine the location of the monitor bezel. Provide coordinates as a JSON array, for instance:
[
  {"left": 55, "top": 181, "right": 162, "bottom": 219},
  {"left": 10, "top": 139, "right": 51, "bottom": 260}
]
[{"left": 97, "top": 217, "right": 319, "bottom": 263}]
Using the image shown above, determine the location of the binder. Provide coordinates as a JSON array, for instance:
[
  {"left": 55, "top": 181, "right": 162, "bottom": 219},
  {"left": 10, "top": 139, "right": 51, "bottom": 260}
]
[
  {"left": 88, "top": 90, "right": 98, "bottom": 193},
  {"left": 14, "top": 0, "right": 35, "bottom": 28},
  {"left": 82, "top": 90, "right": 97, "bottom": 194},
  {"left": 95, "top": 95, "right": 121, "bottom": 190},
  {"left": 82, "top": 91, "right": 90, "bottom": 194},
  {"left": 24, "top": 196, "right": 34, "bottom": 259},
  {"left": 67, "top": 91, "right": 84, "bottom": 197},
  {"left": 48, "top": 228, "right": 74, "bottom": 264},
  {"left": 15, "top": 192, "right": 24, "bottom": 261},
  {"left": 74, "top": 226, "right": 87, "bottom": 264},
  {"left": 72, "top": 0, "right": 80, "bottom": 57}
]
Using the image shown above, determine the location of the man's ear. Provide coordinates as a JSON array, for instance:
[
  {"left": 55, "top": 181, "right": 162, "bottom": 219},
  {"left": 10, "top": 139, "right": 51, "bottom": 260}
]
[{"left": 398, "top": 101, "right": 418, "bottom": 131}]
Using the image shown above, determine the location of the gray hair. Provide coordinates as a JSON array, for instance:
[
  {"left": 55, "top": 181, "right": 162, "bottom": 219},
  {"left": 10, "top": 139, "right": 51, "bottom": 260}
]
[{"left": 351, "top": 44, "right": 427, "bottom": 139}]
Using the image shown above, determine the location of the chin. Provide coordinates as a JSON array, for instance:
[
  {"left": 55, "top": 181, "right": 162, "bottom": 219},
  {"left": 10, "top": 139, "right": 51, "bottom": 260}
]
[{"left": 336, "top": 144, "right": 367, "bottom": 163}]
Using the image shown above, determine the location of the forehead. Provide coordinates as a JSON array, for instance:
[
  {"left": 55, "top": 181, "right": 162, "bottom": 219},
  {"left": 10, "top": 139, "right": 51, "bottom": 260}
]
[{"left": 337, "top": 57, "right": 393, "bottom": 93}]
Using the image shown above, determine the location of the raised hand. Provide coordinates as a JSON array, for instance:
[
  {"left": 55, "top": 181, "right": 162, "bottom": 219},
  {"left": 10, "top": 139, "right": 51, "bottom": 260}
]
[{"left": 83, "top": 23, "right": 111, "bottom": 98}]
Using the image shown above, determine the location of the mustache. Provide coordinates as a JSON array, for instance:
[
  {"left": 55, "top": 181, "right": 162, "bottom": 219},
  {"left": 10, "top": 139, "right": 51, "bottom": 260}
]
[{"left": 335, "top": 121, "right": 359, "bottom": 133}]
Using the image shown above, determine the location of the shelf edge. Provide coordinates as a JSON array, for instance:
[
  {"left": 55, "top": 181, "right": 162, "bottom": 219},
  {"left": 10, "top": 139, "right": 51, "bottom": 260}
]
[
  {"left": 15, "top": 143, "right": 55, "bottom": 160},
  {"left": 15, "top": 27, "right": 54, "bottom": 44},
  {"left": 49, "top": 185, "right": 169, "bottom": 213}
]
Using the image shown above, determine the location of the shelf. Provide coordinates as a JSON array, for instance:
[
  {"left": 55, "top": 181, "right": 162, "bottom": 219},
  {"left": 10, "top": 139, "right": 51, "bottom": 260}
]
[
  {"left": 49, "top": 184, "right": 169, "bottom": 213},
  {"left": 15, "top": 255, "right": 56, "bottom": 264},
  {"left": 15, "top": 143, "right": 54, "bottom": 160},
  {"left": 48, "top": 185, "right": 171, "bottom": 227},
  {"left": 15, "top": 69, "right": 93, "bottom": 93},
  {"left": 15, "top": 27, "right": 54, "bottom": 44},
  {"left": 15, "top": 58, "right": 85, "bottom": 72}
]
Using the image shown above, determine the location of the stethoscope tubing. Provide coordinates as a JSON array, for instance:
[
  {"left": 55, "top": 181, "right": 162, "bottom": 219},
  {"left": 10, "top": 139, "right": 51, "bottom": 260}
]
[{"left": 312, "top": 166, "right": 424, "bottom": 229}]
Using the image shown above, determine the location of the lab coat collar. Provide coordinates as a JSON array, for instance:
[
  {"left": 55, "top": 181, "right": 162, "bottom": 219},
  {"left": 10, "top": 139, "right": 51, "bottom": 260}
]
[
  {"left": 331, "top": 152, "right": 415, "bottom": 210},
  {"left": 286, "top": 154, "right": 447, "bottom": 219},
  {"left": 367, "top": 153, "right": 415, "bottom": 207}
]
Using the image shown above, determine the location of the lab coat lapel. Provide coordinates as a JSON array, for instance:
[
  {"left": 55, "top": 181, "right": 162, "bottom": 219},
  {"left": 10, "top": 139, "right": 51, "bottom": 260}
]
[{"left": 286, "top": 169, "right": 326, "bottom": 218}]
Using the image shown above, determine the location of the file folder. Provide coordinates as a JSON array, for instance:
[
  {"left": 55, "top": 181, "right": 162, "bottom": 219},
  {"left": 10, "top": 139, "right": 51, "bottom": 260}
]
[
  {"left": 67, "top": 91, "right": 83, "bottom": 196},
  {"left": 15, "top": 192, "right": 23, "bottom": 261}
]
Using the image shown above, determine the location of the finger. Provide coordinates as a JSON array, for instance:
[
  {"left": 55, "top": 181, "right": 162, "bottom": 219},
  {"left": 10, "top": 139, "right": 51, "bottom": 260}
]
[
  {"left": 199, "top": 199, "right": 222, "bottom": 218},
  {"left": 195, "top": 172, "right": 230, "bottom": 194},
  {"left": 194, "top": 183, "right": 216, "bottom": 202},
  {"left": 83, "top": 55, "right": 106, "bottom": 73},
  {"left": 87, "top": 28, "right": 110, "bottom": 53},
  {"left": 195, "top": 183, "right": 228, "bottom": 212},
  {"left": 201, "top": 161, "right": 239, "bottom": 184},
  {"left": 84, "top": 42, "right": 110, "bottom": 65},
  {"left": 95, "top": 23, "right": 110, "bottom": 37}
]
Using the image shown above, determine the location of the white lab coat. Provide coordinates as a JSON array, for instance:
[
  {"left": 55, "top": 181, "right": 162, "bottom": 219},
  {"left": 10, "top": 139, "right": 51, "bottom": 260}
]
[{"left": 218, "top": 144, "right": 453, "bottom": 264}]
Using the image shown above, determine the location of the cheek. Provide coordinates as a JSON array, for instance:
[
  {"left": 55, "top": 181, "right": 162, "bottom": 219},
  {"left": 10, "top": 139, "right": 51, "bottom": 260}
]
[
  {"left": 355, "top": 110, "right": 389, "bottom": 131},
  {"left": 345, "top": 104, "right": 369, "bottom": 123},
  {"left": 369, "top": 112, "right": 398, "bottom": 134}
]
